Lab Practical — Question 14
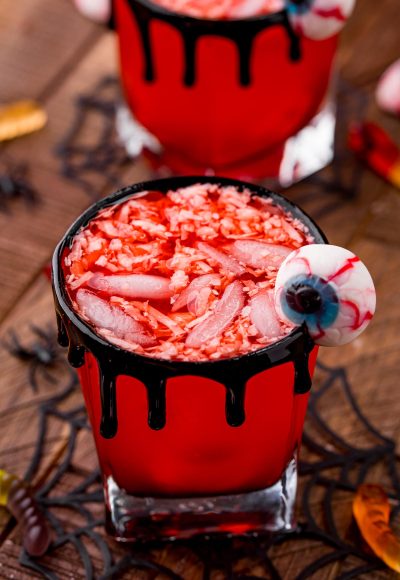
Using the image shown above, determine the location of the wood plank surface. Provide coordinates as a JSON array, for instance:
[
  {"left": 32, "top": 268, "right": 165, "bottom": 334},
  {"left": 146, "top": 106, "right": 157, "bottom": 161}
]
[
  {"left": 0, "top": 0, "right": 100, "bottom": 102},
  {"left": 0, "top": 30, "right": 151, "bottom": 320},
  {"left": 0, "top": 0, "right": 399, "bottom": 577},
  {"left": 339, "top": 0, "right": 400, "bottom": 85}
]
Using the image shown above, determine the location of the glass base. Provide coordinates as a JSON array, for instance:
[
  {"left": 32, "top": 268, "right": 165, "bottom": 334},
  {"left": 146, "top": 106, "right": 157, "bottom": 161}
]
[
  {"left": 105, "top": 454, "right": 298, "bottom": 542},
  {"left": 115, "top": 101, "right": 335, "bottom": 187}
]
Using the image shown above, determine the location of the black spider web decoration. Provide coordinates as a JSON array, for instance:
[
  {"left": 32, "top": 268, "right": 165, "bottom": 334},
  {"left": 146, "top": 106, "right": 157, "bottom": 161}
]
[
  {"left": 55, "top": 76, "right": 130, "bottom": 198},
  {"left": 55, "top": 75, "right": 368, "bottom": 217},
  {"left": 4, "top": 329, "right": 397, "bottom": 579}
]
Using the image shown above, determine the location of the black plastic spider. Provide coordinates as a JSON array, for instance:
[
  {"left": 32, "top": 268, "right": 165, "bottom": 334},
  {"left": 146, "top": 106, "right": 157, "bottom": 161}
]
[
  {"left": 4, "top": 326, "right": 62, "bottom": 392},
  {"left": 0, "top": 162, "right": 39, "bottom": 212}
]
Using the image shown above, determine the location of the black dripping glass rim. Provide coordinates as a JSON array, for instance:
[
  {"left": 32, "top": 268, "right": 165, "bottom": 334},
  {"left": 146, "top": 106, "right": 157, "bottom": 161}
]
[{"left": 52, "top": 175, "right": 328, "bottom": 371}]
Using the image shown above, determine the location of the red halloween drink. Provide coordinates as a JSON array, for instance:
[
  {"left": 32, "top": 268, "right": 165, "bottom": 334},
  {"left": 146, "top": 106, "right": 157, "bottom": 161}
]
[
  {"left": 53, "top": 177, "right": 326, "bottom": 540},
  {"left": 114, "top": 0, "right": 340, "bottom": 182}
]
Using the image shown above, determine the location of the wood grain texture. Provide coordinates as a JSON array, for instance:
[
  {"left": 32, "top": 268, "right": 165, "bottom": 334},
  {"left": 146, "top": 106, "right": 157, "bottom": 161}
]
[
  {"left": 0, "top": 0, "right": 99, "bottom": 103},
  {"left": 338, "top": 0, "right": 400, "bottom": 86},
  {"left": 0, "top": 32, "right": 151, "bottom": 319},
  {"left": 5, "top": 32, "right": 118, "bottom": 170}
]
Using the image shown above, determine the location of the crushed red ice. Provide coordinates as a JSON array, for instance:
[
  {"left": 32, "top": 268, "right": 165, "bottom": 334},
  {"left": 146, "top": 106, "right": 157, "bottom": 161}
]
[
  {"left": 186, "top": 281, "right": 244, "bottom": 348},
  {"left": 250, "top": 290, "right": 281, "bottom": 339},
  {"left": 172, "top": 274, "right": 221, "bottom": 315},
  {"left": 88, "top": 273, "right": 173, "bottom": 300},
  {"left": 197, "top": 242, "right": 245, "bottom": 276},
  {"left": 76, "top": 289, "right": 156, "bottom": 347},
  {"left": 151, "top": 0, "right": 284, "bottom": 19},
  {"left": 65, "top": 183, "right": 312, "bottom": 361},
  {"left": 230, "top": 240, "right": 292, "bottom": 270}
]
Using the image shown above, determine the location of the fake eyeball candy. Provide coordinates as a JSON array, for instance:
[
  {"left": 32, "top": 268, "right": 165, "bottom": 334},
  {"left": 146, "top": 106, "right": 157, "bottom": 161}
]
[
  {"left": 376, "top": 59, "right": 400, "bottom": 117},
  {"left": 72, "top": 0, "right": 111, "bottom": 23},
  {"left": 286, "top": 0, "right": 356, "bottom": 41},
  {"left": 274, "top": 244, "right": 376, "bottom": 346}
]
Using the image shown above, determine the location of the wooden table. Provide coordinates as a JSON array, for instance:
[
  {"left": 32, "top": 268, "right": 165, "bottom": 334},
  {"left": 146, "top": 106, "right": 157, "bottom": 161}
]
[{"left": 0, "top": 1, "right": 399, "bottom": 578}]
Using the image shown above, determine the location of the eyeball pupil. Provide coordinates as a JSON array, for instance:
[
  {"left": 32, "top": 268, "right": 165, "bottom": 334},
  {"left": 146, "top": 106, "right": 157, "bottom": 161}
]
[
  {"left": 287, "top": 0, "right": 313, "bottom": 12},
  {"left": 281, "top": 274, "right": 340, "bottom": 330},
  {"left": 286, "top": 283, "right": 322, "bottom": 314}
]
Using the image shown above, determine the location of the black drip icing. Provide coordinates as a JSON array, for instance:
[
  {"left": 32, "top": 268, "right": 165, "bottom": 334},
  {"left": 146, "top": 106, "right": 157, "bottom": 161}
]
[
  {"left": 146, "top": 375, "right": 167, "bottom": 430},
  {"left": 294, "top": 354, "right": 313, "bottom": 395},
  {"left": 100, "top": 365, "right": 118, "bottom": 438},
  {"left": 126, "top": 0, "right": 301, "bottom": 87},
  {"left": 225, "top": 379, "right": 246, "bottom": 427},
  {"left": 52, "top": 177, "right": 326, "bottom": 439}
]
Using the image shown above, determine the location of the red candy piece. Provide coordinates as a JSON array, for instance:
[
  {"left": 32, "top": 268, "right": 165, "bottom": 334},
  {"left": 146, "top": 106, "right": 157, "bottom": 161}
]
[{"left": 348, "top": 122, "right": 400, "bottom": 189}]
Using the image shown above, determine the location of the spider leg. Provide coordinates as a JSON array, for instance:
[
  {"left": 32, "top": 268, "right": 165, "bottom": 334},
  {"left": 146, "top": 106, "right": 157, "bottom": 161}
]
[
  {"left": 30, "top": 324, "right": 53, "bottom": 341},
  {"left": 3, "top": 330, "right": 32, "bottom": 360},
  {"left": 5, "top": 329, "right": 22, "bottom": 350},
  {"left": 2, "top": 334, "right": 16, "bottom": 354},
  {"left": 28, "top": 362, "right": 39, "bottom": 393},
  {"left": 12, "top": 177, "right": 38, "bottom": 205},
  {"left": 31, "top": 325, "right": 58, "bottom": 354}
]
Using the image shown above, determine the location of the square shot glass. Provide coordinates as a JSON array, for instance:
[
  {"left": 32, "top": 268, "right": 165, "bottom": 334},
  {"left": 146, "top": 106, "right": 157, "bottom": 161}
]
[{"left": 52, "top": 177, "right": 327, "bottom": 541}]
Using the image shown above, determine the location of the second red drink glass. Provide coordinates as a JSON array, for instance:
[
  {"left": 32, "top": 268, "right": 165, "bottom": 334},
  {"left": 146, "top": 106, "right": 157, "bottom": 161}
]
[{"left": 114, "top": 0, "right": 345, "bottom": 182}]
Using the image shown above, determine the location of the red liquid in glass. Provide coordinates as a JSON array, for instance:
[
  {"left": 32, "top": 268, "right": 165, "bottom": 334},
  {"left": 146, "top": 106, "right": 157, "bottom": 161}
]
[
  {"left": 78, "top": 349, "right": 317, "bottom": 496},
  {"left": 65, "top": 186, "right": 307, "bottom": 360},
  {"left": 115, "top": 0, "right": 337, "bottom": 178},
  {"left": 63, "top": 184, "right": 319, "bottom": 497}
]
